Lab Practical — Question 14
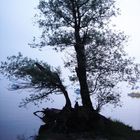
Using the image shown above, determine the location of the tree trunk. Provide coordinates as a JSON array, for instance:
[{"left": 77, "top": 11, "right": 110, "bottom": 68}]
[
  {"left": 75, "top": 43, "right": 93, "bottom": 110},
  {"left": 71, "top": 1, "right": 93, "bottom": 110},
  {"left": 60, "top": 85, "right": 72, "bottom": 109}
]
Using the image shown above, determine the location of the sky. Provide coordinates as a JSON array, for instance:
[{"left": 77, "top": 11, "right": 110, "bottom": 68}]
[
  {"left": 0, "top": 0, "right": 140, "bottom": 64},
  {"left": 0, "top": 0, "right": 63, "bottom": 67},
  {"left": 0, "top": 0, "right": 36, "bottom": 59},
  {"left": 114, "top": 0, "right": 140, "bottom": 62}
]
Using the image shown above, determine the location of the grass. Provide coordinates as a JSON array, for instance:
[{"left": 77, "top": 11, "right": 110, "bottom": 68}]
[
  {"left": 33, "top": 107, "right": 140, "bottom": 140},
  {"left": 99, "top": 119, "right": 140, "bottom": 140},
  {"left": 35, "top": 118, "right": 140, "bottom": 140}
]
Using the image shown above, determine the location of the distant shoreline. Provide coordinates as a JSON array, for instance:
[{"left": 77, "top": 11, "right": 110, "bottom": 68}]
[{"left": 128, "top": 92, "right": 140, "bottom": 98}]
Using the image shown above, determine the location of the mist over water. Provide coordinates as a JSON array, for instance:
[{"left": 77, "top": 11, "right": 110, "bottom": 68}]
[
  {"left": 101, "top": 88, "right": 140, "bottom": 130},
  {"left": 0, "top": 78, "right": 40, "bottom": 140},
  {"left": 0, "top": 77, "right": 140, "bottom": 140},
  {"left": 0, "top": 77, "right": 72, "bottom": 140}
]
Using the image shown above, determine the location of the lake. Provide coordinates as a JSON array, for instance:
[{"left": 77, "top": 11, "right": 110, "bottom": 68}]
[{"left": 0, "top": 79, "right": 140, "bottom": 140}]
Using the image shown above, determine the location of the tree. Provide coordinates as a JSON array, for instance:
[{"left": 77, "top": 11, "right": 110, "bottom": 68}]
[
  {"left": 65, "top": 28, "right": 140, "bottom": 112},
  {"left": 32, "top": 0, "right": 140, "bottom": 110},
  {"left": 0, "top": 0, "right": 140, "bottom": 111},
  {"left": 31, "top": 0, "right": 119, "bottom": 110},
  {"left": 0, "top": 53, "right": 71, "bottom": 108}
]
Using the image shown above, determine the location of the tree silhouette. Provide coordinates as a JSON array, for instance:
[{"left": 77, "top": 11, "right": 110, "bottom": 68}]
[
  {"left": 0, "top": 0, "right": 140, "bottom": 111},
  {"left": 0, "top": 53, "right": 71, "bottom": 108},
  {"left": 32, "top": 0, "right": 120, "bottom": 110}
]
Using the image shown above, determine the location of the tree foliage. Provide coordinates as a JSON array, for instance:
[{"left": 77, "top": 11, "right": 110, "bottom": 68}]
[
  {"left": 0, "top": 0, "right": 140, "bottom": 111},
  {"left": 34, "top": 0, "right": 117, "bottom": 49},
  {"left": 85, "top": 29, "right": 140, "bottom": 111},
  {"left": 0, "top": 53, "right": 71, "bottom": 108},
  {"left": 32, "top": 0, "right": 140, "bottom": 110}
]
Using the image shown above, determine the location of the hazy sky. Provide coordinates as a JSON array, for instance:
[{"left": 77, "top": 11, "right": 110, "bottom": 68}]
[
  {"left": 0, "top": 0, "right": 140, "bottom": 64},
  {"left": 0, "top": 0, "right": 63, "bottom": 67},
  {"left": 0, "top": 0, "right": 38, "bottom": 59},
  {"left": 114, "top": 0, "right": 140, "bottom": 62}
]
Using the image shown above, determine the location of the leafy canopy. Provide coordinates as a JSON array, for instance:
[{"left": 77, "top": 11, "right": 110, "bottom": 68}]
[
  {"left": 0, "top": 53, "right": 69, "bottom": 107},
  {"left": 1, "top": 0, "right": 140, "bottom": 110}
]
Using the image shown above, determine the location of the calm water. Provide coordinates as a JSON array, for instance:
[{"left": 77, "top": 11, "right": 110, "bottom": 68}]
[
  {"left": 101, "top": 92, "right": 140, "bottom": 130},
  {"left": 0, "top": 78, "right": 66, "bottom": 140},
  {"left": 0, "top": 80, "right": 41, "bottom": 140},
  {"left": 0, "top": 79, "right": 140, "bottom": 140}
]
